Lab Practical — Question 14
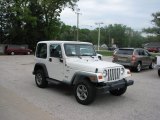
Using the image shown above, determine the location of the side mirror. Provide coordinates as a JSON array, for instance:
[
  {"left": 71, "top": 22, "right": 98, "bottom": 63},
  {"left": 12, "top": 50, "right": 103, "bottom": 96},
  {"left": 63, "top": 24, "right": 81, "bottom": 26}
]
[{"left": 148, "top": 53, "right": 151, "bottom": 56}]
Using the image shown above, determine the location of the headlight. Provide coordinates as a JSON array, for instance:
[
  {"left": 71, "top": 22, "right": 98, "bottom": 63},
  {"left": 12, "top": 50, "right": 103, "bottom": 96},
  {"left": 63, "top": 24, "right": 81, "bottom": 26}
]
[
  {"left": 102, "top": 70, "right": 107, "bottom": 77},
  {"left": 121, "top": 67, "right": 125, "bottom": 75}
]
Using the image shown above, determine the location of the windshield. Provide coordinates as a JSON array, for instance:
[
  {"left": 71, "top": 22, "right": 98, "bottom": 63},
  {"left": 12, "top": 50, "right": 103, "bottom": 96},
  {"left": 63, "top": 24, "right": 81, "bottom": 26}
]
[{"left": 64, "top": 44, "right": 96, "bottom": 56}]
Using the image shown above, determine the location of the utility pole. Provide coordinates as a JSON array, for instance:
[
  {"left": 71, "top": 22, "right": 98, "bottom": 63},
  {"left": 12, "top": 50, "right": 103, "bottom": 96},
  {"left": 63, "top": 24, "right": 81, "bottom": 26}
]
[
  {"left": 75, "top": 8, "right": 81, "bottom": 41},
  {"left": 95, "top": 22, "right": 103, "bottom": 51}
]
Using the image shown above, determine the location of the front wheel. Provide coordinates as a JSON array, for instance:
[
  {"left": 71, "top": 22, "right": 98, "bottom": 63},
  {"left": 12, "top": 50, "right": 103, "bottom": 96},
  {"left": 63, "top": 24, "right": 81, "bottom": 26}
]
[
  {"left": 110, "top": 86, "right": 127, "bottom": 96},
  {"left": 74, "top": 80, "right": 96, "bottom": 105},
  {"left": 98, "top": 56, "right": 102, "bottom": 60},
  {"left": 35, "top": 69, "right": 48, "bottom": 88},
  {"left": 149, "top": 61, "right": 155, "bottom": 69},
  {"left": 27, "top": 51, "right": 31, "bottom": 55},
  {"left": 158, "top": 68, "right": 160, "bottom": 77}
]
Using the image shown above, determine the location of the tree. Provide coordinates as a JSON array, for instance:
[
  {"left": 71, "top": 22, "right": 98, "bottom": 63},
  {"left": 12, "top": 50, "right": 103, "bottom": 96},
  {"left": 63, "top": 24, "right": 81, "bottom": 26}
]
[
  {"left": 0, "top": 0, "right": 78, "bottom": 49},
  {"left": 143, "top": 12, "right": 160, "bottom": 41}
]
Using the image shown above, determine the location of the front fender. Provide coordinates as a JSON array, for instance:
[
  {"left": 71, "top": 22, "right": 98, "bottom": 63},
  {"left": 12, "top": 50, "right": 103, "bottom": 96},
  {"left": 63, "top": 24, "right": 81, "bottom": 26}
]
[
  {"left": 33, "top": 63, "right": 49, "bottom": 77},
  {"left": 71, "top": 72, "right": 99, "bottom": 85}
]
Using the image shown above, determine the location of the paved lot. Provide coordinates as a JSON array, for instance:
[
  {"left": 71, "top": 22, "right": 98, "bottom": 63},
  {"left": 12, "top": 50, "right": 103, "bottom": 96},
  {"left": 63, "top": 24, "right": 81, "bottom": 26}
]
[{"left": 0, "top": 55, "right": 160, "bottom": 120}]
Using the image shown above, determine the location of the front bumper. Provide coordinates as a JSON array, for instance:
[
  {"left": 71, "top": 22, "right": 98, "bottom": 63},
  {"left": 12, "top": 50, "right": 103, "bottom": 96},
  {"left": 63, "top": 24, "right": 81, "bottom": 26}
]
[{"left": 96, "top": 79, "right": 134, "bottom": 94}]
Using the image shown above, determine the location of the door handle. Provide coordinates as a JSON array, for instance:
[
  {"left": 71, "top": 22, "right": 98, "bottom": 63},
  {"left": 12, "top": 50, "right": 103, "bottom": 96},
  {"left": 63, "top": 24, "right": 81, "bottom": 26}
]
[
  {"left": 49, "top": 58, "right": 52, "bottom": 62},
  {"left": 60, "top": 58, "right": 63, "bottom": 63}
]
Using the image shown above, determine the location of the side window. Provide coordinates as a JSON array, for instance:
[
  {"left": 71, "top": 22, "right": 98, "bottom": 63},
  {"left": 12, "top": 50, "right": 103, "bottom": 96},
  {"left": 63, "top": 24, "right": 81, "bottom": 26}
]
[
  {"left": 36, "top": 43, "right": 47, "bottom": 59},
  {"left": 141, "top": 50, "right": 145, "bottom": 56},
  {"left": 50, "top": 44, "right": 62, "bottom": 58},
  {"left": 138, "top": 50, "right": 144, "bottom": 56},
  {"left": 134, "top": 50, "right": 139, "bottom": 55},
  {"left": 144, "top": 50, "right": 149, "bottom": 56}
]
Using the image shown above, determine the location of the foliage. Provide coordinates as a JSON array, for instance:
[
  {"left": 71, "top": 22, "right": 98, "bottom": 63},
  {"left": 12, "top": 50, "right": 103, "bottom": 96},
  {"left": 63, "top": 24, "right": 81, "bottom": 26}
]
[
  {"left": 97, "top": 51, "right": 113, "bottom": 56},
  {"left": 0, "top": 0, "right": 78, "bottom": 50},
  {"left": 143, "top": 12, "right": 160, "bottom": 41},
  {"left": 0, "top": 0, "right": 147, "bottom": 49}
]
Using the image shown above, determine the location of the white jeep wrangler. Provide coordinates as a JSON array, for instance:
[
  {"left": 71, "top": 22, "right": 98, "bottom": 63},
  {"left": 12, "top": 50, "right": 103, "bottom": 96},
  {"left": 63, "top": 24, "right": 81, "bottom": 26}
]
[{"left": 33, "top": 41, "right": 134, "bottom": 105}]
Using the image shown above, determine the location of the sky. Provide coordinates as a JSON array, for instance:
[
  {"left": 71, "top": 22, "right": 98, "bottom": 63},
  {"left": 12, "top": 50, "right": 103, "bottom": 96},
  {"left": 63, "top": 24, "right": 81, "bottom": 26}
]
[{"left": 60, "top": 0, "right": 160, "bottom": 31}]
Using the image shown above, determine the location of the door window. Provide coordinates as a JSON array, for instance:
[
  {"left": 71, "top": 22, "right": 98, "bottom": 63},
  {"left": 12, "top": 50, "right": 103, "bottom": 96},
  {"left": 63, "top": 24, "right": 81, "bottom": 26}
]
[
  {"left": 36, "top": 43, "right": 47, "bottom": 59},
  {"left": 50, "top": 44, "right": 62, "bottom": 58}
]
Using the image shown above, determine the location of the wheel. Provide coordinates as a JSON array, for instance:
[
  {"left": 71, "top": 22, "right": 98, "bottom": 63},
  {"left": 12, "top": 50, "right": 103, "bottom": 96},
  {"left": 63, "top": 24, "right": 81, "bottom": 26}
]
[
  {"left": 135, "top": 62, "right": 141, "bottom": 72},
  {"left": 98, "top": 56, "right": 102, "bottom": 60},
  {"left": 11, "top": 52, "right": 15, "bottom": 55},
  {"left": 158, "top": 68, "right": 160, "bottom": 77},
  {"left": 27, "top": 52, "right": 31, "bottom": 55},
  {"left": 110, "top": 86, "right": 127, "bottom": 96},
  {"left": 35, "top": 69, "right": 48, "bottom": 88},
  {"left": 149, "top": 61, "right": 155, "bottom": 69},
  {"left": 74, "top": 80, "right": 96, "bottom": 105}
]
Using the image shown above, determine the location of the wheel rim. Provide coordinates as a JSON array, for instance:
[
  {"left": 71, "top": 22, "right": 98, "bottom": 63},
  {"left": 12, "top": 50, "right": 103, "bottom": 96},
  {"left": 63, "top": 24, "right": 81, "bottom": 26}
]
[
  {"left": 76, "top": 85, "right": 88, "bottom": 101},
  {"left": 27, "top": 52, "right": 30, "bottom": 55},
  {"left": 36, "top": 73, "right": 42, "bottom": 85},
  {"left": 137, "top": 64, "right": 141, "bottom": 71},
  {"left": 11, "top": 52, "right": 14, "bottom": 55}
]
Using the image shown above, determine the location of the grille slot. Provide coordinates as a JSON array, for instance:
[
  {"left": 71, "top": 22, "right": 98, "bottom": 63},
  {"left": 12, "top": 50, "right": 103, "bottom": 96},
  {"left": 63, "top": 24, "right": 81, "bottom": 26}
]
[{"left": 107, "top": 68, "right": 121, "bottom": 81}]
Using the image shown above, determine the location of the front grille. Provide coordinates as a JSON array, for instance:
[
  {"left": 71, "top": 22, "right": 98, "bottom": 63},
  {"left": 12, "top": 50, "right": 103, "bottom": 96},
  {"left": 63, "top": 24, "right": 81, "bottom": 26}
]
[{"left": 106, "top": 67, "right": 121, "bottom": 81}]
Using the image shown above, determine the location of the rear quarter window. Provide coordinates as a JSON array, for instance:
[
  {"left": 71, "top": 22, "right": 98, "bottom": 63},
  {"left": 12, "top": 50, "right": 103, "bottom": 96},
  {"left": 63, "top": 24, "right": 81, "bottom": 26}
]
[{"left": 116, "top": 49, "right": 134, "bottom": 55}]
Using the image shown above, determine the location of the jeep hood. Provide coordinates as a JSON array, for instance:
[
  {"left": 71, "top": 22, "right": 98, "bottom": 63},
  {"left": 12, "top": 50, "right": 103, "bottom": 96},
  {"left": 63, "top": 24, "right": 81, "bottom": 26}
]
[{"left": 66, "top": 57, "right": 122, "bottom": 72}]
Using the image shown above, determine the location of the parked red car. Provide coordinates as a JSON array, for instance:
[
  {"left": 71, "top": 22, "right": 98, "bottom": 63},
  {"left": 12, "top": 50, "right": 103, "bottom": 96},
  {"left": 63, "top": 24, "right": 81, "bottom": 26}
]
[
  {"left": 5, "top": 46, "right": 32, "bottom": 55},
  {"left": 146, "top": 47, "right": 159, "bottom": 53}
]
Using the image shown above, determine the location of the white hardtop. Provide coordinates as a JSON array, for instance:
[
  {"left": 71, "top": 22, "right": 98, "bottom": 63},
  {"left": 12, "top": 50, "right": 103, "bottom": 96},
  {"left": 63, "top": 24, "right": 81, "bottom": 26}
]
[{"left": 38, "top": 40, "right": 92, "bottom": 45}]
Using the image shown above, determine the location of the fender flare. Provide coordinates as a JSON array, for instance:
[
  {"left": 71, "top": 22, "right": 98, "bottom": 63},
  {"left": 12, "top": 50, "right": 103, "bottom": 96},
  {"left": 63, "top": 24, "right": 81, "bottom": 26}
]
[
  {"left": 71, "top": 72, "right": 98, "bottom": 85},
  {"left": 33, "top": 63, "right": 49, "bottom": 77}
]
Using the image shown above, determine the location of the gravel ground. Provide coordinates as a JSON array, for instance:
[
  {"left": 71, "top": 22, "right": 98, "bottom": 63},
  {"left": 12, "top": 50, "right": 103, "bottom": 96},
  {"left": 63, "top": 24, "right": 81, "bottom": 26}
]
[{"left": 0, "top": 55, "right": 160, "bottom": 120}]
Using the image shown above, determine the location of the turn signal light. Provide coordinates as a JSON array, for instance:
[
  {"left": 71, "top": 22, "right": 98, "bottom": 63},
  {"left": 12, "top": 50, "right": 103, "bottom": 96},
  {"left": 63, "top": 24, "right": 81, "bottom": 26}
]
[
  {"left": 98, "top": 75, "right": 103, "bottom": 79},
  {"left": 132, "top": 55, "right": 136, "bottom": 62}
]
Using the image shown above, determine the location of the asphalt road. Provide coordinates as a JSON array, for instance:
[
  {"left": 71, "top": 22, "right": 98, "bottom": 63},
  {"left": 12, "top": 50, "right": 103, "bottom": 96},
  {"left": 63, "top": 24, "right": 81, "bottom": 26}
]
[{"left": 0, "top": 55, "right": 160, "bottom": 120}]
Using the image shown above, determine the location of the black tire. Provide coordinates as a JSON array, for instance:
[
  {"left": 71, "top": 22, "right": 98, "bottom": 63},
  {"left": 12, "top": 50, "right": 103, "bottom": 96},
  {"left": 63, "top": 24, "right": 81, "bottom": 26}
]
[
  {"left": 110, "top": 86, "right": 127, "bottom": 96},
  {"left": 135, "top": 62, "right": 141, "bottom": 72},
  {"left": 98, "top": 56, "right": 101, "bottom": 60},
  {"left": 35, "top": 69, "right": 48, "bottom": 88},
  {"left": 158, "top": 68, "right": 160, "bottom": 77},
  {"left": 149, "top": 61, "right": 154, "bottom": 69},
  {"left": 74, "top": 80, "right": 96, "bottom": 105}
]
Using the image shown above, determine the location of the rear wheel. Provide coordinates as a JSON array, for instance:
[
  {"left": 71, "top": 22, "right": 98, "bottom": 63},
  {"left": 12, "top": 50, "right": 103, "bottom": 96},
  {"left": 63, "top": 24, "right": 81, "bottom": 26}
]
[
  {"left": 35, "top": 69, "right": 48, "bottom": 88},
  {"left": 74, "top": 80, "right": 96, "bottom": 105},
  {"left": 110, "top": 86, "right": 127, "bottom": 96},
  {"left": 135, "top": 62, "right": 141, "bottom": 72}
]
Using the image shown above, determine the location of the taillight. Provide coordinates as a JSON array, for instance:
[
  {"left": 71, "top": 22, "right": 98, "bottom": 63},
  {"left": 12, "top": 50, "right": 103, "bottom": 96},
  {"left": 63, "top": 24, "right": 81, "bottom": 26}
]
[
  {"left": 113, "top": 55, "right": 116, "bottom": 61},
  {"left": 132, "top": 55, "right": 136, "bottom": 62}
]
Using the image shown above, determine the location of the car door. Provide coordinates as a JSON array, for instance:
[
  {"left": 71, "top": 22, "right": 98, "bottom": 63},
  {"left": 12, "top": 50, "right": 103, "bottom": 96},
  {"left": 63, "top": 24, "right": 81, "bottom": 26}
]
[
  {"left": 141, "top": 49, "right": 150, "bottom": 66},
  {"left": 144, "top": 50, "right": 152, "bottom": 65},
  {"left": 46, "top": 44, "right": 64, "bottom": 81}
]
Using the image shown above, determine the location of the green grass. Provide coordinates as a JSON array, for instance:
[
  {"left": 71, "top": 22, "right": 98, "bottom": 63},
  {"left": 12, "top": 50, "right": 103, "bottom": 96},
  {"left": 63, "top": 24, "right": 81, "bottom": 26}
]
[
  {"left": 97, "top": 50, "right": 113, "bottom": 56},
  {"left": 150, "top": 52, "right": 160, "bottom": 57}
]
